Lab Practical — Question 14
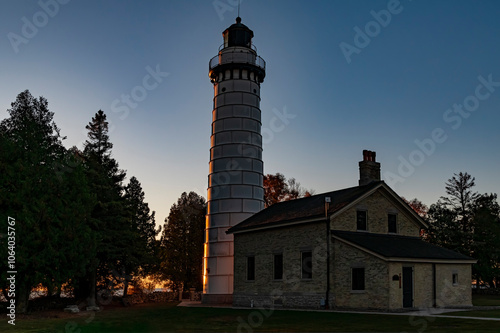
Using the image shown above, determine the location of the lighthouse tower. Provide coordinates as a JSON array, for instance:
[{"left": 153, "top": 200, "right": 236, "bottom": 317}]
[{"left": 202, "top": 17, "right": 266, "bottom": 304}]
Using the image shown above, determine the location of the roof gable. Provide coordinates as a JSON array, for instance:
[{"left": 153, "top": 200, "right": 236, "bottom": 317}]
[
  {"left": 227, "top": 181, "right": 427, "bottom": 234},
  {"left": 329, "top": 184, "right": 428, "bottom": 231},
  {"left": 228, "top": 181, "right": 376, "bottom": 233}
]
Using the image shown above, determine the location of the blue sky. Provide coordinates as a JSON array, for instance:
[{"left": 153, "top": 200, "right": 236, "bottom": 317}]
[{"left": 1, "top": 0, "right": 499, "bottom": 227}]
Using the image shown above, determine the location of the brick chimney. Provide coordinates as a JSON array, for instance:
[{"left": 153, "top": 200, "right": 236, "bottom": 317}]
[{"left": 359, "top": 150, "right": 381, "bottom": 186}]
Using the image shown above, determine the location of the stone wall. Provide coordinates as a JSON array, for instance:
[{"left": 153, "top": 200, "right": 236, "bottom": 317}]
[
  {"left": 413, "top": 263, "right": 434, "bottom": 308},
  {"left": 232, "top": 188, "right": 472, "bottom": 311},
  {"left": 387, "top": 263, "right": 472, "bottom": 310},
  {"left": 436, "top": 264, "right": 472, "bottom": 307},
  {"left": 387, "top": 263, "right": 402, "bottom": 309},
  {"left": 233, "top": 222, "right": 328, "bottom": 309},
  {"left": 388, "top": 263, "right": 434, "bottom": 309},
  {"left": 332, "top": 238, "right": 389, "bottom": 309},
  {"left": 331, "top": 189, "right": 420, "bottom": 237}
]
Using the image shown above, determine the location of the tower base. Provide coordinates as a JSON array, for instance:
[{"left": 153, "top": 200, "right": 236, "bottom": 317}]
[{"left": 201, "top": 294, "right": 233, "bottom": 305}]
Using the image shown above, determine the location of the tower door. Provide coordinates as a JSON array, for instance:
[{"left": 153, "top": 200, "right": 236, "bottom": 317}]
[{"left": 402, "top": 267, "right": 414, "bottom": 308}]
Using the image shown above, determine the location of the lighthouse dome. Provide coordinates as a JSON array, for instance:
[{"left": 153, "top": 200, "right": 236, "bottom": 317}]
[{"left": 222, "top": 17, "right": 254, "bottom": 49}]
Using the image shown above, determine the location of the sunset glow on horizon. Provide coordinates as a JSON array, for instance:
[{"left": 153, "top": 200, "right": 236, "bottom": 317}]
[{"left": 1, "top": 0, "right": 499, "bottom": 228}]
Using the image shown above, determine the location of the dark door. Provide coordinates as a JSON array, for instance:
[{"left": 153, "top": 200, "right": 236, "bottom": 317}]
[{"left": 403, "top": 267, "right": 413, "bottom": 308}]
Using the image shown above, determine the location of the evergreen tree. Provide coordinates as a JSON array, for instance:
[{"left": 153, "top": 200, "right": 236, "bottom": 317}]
[
  {"left": 470, "top": 194, "right": 500, "bottom": 287},
  {"left": 427, "top": 172, "right": 480, "bottom": 255},
  {"left": 121, "top": 176, "right": 159, "bottom": 296},
  {"left": 441, "top": 172, "right": 480, "bottom": 233},
  {"left": 80, "top": 110, "right": 128, "bottom": 306},
  {"left": 427, "top": 172, "right": 500, "bottom": 287},
  {"left": 159, "top": 192, "right": 206, "bottom": 291},
  {"left": 0, "top": 90, "right": 93, "bottom": 312},
  {"left": 426, "top": 202, "right": 464, "bottom": 253}
]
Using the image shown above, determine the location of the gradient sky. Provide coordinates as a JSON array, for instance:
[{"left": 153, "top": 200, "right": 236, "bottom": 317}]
[{"left": 1, "top": 0, "right": 499, "bottom": 229}]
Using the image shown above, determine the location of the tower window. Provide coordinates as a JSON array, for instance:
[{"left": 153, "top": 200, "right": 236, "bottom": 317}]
[
  {"left": 352, "top": 267, "right": 365, "bottom": 291},
  {"left": 357, "top": 210, "right": 367, "bottom": 231},
  {"left": 274, "top": 253, "right": 283, "bottom": 280},
  {"left": 388, "top": 214, "right": 397, "bottom": 233},
  {"left": 301, "top": 251, "right": 312, "bottom": 279},
  {"left": 247, "top": 256, "right": 255, "bottom": 281}
]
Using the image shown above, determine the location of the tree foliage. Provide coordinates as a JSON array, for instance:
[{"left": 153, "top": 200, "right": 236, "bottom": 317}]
[
  {"left": 158, "top": 192, "right": 206, "bottom": 291},
  {"left": 0, "top": 91, "right": 202, "bottom": 309},
  {"left": 441, "top": 172, "right": 480, "bottom": 233},
  {"left": 121, "top": 176, "right": 160, "bottom": 295},
  {"left": 0, "top": 90, "right": 94, "bottom": 312},
  {"left": 470, "top": 194, "right": 500, "bottom": 287},
  {"left": 264, "top": 173, "right": 313, "bottom": 208},
  {"left": 402, "top": 197, "right": 428, "bottom": 219},
  {"left": 426, "top": 172, "right": 500, "bottom": 287},
  {"left": 78, "top": 110, "right": 130, "bottom": 305}
]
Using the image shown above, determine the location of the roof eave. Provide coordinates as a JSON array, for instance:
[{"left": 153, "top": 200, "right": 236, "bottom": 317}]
[
  {"left": 332, "top": 234, "right": 476, "bottom": 264},
  {"left": 228, "top": 216, "right": 325, "bottom": 235}
]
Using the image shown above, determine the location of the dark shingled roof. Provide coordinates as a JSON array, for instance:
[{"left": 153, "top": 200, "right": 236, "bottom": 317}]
[
  {"left": 228, "top": 181, "right": 383, "bottom": 234},
  {"left": 332, "top": 230, "right": 475, "bottom": 261}
]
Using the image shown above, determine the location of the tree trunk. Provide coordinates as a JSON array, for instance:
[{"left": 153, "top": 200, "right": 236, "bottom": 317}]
[
  {"left": 16, "top": 283, "right": 30, "bottom": 314},
  {"left": 123, "top": 278, "right": 129, "bottom": 297},
  {"left": 86, "top": 269, "right": 97, "bottom": 307}
]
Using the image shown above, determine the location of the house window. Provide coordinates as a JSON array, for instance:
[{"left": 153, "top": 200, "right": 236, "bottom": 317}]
[
  {"left": 352, "top": 267, "right": 365, "bottom": 290},
  {"left": 246, "top": 256, "right": 255, "bottom": 281},
  {"left": 357, "top": 210, "right": 367, "bottom": 231},
  {"left": 388, "top": 214, "right": 397, "bottom": 233},
  {"left": 301, "top": 251, "right": 312, "bottom": 279},
  {"left": 452, "top": 273, "right": 458, "bottom": 285},
  {"left": 274, "top": 253, "right": 283, "bottom": 280}
]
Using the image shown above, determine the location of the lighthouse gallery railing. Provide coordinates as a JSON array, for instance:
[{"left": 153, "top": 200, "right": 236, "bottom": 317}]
[{"left": 209, "top": 50, "right": 266, "bottom": 72}]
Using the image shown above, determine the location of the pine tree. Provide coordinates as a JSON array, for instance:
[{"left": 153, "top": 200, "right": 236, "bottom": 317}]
[
  {"left": 121, "top": 176, "right": 159, "bottom": 296},
  {"left": 470, "top": 194, "right": 500, "bottom": 287},
  {"left": 440, "top": 172, "right": 480, "bottom": 233},
  {"left": 80, "top": 110, "right": 128, "bottom": 307},
  {"left": 426, "top": 202, "right": 464, "bottom": 252},
  {"left": 427, "top": 172, "right": 500, "bottom": 287},
  {"left": 159, "top": 192, "right": 206, "bottom": 291},
  {"left": 0, "top": 90, "right": 93, "bottom": 312}
]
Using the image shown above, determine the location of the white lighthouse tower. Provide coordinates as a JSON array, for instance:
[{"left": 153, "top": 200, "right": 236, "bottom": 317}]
[{"left": 202, "top": 17, "right": 266, "bottom": 304}]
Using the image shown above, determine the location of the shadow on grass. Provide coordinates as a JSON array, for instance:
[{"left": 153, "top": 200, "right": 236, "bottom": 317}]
[
  {"left": 448, "top": 309, "right": 500, "bottom": 319},
  {"left": 473, "top": 293, "right": 500, "bottom": 306},
  {"left": 11, "top": 302, "right": 500, "bottom": 333}
]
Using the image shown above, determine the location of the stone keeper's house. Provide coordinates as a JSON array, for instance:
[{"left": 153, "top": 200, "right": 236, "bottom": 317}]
[{"left": 227, "top": 150, "right": 476, "bottom": 310}]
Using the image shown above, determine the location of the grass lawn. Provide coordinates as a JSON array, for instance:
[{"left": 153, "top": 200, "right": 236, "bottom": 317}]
[
  {"left": 7, "top": 302, "right": 500, "bottom": 333},
  {"left": 473, "top": 293, "right": 500, "bottom": 306},
  {"left": 450, "top": 309, "right": 500, "bottom": 319}
]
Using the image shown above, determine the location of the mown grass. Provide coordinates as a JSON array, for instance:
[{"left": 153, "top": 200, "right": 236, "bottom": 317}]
[
  {"left": 450, "top": 309, "right": 500, "bottom": 319},
  {"left": 7, "top": 302, "right": 500, "bottom": 333},
  {"left": 472, "top": 293, "right": 500, "bottom": 306}
]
